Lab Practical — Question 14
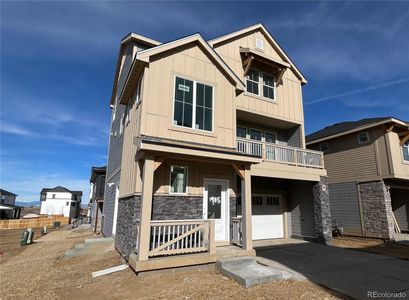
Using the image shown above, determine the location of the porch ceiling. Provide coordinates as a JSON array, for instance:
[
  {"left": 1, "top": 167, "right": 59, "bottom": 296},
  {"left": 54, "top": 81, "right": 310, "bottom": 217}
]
[{"left": 236, "top": 110, "right": 300, "bottom": 130}]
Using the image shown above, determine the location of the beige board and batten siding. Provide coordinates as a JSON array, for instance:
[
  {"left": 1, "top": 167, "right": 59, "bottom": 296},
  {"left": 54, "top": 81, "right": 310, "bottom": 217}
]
[
  {"left": 153, "top": 159, "right": 237, "bottom": 196},
  {"left": 385, "top": 130, "right": 409, "bottom": 179},
  {"left": 212, "top": 29, "right": 304, "bottom": 125},
  {"left": 139, "top": 42, "right": 237, "bottom": 149}
]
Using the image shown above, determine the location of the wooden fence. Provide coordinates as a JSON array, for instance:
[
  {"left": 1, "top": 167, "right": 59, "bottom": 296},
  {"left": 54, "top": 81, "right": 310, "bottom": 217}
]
[{"left": 0, "top": 216, "right": 70, "bottom": 229}]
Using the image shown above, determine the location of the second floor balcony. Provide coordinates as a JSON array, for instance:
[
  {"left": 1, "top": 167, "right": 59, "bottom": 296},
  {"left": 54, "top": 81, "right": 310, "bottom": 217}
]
[{"left": 237, "top": 138, "right": 324, "bottom": 169}]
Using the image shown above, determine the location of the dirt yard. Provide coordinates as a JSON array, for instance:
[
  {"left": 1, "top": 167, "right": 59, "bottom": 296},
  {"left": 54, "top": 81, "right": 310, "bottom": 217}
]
[
  {"left": 0, "top": 228, "right": 348, "bottom": 300},
  {"left": 332, "top": 236, "right": 409, "bottom": 260}
]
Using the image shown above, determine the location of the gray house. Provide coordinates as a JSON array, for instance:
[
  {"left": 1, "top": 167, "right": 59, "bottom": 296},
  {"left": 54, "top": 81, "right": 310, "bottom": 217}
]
[
  {"left": 0, "top": 189, "right": 21, "bottom": 219},
  {"left": 307, "top": 117, "right": 409, "bottom": 239},
  {"left": 89, "top": 166, "right": 106, "bottom": 232}
]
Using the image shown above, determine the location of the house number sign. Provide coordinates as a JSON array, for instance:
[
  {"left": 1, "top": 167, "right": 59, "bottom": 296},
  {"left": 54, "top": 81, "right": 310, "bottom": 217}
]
[{"left": 178, "top": 84, "right": 190, "bottom": 92}]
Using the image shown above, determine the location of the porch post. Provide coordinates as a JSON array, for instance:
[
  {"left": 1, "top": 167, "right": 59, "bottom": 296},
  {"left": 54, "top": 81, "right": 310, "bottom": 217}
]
[
  {"left": 241, "top": 167, "right": 253, "bottom": 250},
  {"left": 137, "top": 155, "right": 154, "bottom": 261}
]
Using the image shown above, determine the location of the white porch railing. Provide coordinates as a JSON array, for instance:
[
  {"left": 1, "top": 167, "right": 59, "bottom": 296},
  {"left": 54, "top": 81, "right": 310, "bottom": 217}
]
[
  {"left": 148, "top": 220, "right": 215, "bottom": 257},
  {"left": 231, "top": 216, "right": 242, "bottom": 246},
  {"left": 237, "top": 138, "right": 263, "bottom": 157},
  {"left": 237, "top": 138, "right": 324, "bottom": 168}
]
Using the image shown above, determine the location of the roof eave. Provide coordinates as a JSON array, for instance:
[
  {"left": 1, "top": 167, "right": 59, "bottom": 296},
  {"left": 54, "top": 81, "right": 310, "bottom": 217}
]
[{"left": 306, "top": 118, "right": 409, "bottom": 145}]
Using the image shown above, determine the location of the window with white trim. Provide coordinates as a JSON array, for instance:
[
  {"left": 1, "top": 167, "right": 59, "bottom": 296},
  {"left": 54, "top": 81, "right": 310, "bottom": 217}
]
[
  {"left": 358, "top": 132, "right": 369, "bottom": 144},
  {"left": 170, "top": 166, "right": 188, "bottom": 194},
  {"left": 246, "top": 69, "right": 275, "bottom": 100},
  {"left": 402, "top": 141, "right": 409, "bottom": 162},
  {"left": 246, "top": 69, "right": 259, "bottom": 95},
  {"left": 262, "top": 73, "right": 275, "bottom": 100},
  {"left": 173, "top": 77, "right": 213, "bottom": 132}
]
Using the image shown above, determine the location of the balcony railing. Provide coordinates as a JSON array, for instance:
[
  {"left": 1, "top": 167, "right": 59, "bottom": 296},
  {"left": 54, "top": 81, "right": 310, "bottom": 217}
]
[{"left": 237, "top": 138, "right": 324, "bottom": 168}]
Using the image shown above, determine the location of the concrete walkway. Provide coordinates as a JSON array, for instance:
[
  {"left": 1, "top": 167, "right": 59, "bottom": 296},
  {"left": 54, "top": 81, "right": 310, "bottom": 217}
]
[{"left": 256, "top": 241, "right": 409, "bottom": 300}]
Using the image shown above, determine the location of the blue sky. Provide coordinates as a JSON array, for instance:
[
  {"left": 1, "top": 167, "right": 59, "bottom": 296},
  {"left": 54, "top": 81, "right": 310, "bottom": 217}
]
[{"left": 1, "top": 1, "right": 408, "bottom": 203}]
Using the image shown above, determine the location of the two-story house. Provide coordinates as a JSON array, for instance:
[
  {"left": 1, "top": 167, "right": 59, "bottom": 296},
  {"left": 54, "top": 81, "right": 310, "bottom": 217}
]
[
  {"left": 307, "top": 117, "right": 409, "bottom": 239},
  {"left": 40, "top": 186, "right": 82, "bottom": 219},
  {"left": 104, "top": 24, "right": 331, "bottom": 273},
  {"left": 88, "top": 166, "right": 106, "bottom": 232},
  {"left": 0, "top": 189, "right": 21, "bottom": 219}
]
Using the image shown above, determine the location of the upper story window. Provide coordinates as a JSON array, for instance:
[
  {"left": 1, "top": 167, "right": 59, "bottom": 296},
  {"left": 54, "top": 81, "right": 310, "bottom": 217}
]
[
  {"left": 173, "top": 77, "right": 213, "bottom": 132},
  {"left": 358, "top": 131, "right": 369, "bottom": 144},
  {"left": 170, "top": 166, "right": 188, "bottom": 194},
  {"left": 52, "top": 194, "right": 56, "bottom": 199},
  {"left": 320, "top": 142, "right": 329, "bottom": 152},
  {"left": 246, "top": 69, "right": 275, "bottom": 100},
  {"left": 264, "top": 132, "right": 277, "bottom": 144},
  {"left": 402, "top": 141, "right": 409, "bottom": 162},
  {"left": 237, "top": 127, "right": 247, "bottom": 138},
  {"left": 249, "top": 129, "right": 262, "bottom": 141}
]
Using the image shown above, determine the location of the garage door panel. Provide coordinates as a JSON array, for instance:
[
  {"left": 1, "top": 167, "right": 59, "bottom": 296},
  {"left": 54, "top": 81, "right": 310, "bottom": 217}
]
[{"left": 251, "top": 195, "right": 284, "bottom": 240}]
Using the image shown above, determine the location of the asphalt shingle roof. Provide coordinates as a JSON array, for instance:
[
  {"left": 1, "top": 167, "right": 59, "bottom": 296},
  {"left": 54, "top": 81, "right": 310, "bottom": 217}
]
[{"left": 306, "top": 117, "right": 394, "bottom": 143}]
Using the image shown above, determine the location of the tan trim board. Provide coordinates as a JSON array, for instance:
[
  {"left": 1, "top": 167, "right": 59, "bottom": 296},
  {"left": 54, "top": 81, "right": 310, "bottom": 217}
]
[
  {"left": 240, "top": 47, "right": 291, "bottom": 68},
  {"left": 138, "top": 141, "right": 261, "bottom": 164}
]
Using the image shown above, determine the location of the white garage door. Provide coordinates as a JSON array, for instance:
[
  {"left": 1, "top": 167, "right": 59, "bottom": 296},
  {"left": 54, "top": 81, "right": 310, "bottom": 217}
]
[{"left": 251, "top": 195, "right": 284, "bottom": 240}]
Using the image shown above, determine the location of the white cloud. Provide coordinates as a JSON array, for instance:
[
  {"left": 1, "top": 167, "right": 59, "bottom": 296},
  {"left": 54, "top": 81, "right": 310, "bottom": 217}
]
[{"left": 0, "top": 124, "right": 34, "bottom": 136}]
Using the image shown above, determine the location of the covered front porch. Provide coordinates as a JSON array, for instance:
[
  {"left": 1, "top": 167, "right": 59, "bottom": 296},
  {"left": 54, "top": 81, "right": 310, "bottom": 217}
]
[{"left": 116, "top": 140, "right": 259, "bottom": 273}]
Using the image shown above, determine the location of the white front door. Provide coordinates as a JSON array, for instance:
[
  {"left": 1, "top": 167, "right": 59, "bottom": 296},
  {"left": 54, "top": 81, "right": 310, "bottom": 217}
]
[{"left": 203, "top": 179, "right": 229, "bottom": 242}]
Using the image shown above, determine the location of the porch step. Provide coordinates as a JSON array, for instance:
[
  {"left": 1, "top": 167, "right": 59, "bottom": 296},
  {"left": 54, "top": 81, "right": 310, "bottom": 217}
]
[{"left": 216, "top": 256, "right": 283, "bottom": 288}]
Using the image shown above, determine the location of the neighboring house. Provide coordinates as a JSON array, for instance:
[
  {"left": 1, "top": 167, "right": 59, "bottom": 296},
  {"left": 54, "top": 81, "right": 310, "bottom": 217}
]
[
  {"left": 307, "top": 117, "right": 409, "bottom": 239},
  {"left": 0, "top": 189, "right": 22, "bottom": 219},
  {"left": 88, "top": 166, "right": 106, "bottom": 232},
  {"left": 40, "top": 186, "right": 82, "bottom": 218},
  {"left": 104, "top": 23, "right": 330, "bottom": 272}
]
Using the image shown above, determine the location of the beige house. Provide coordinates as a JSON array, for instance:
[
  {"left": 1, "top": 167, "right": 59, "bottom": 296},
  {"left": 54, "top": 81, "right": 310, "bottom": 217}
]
[
  {"left": 104, "top": 24, "right": 331, "bottom": 273},
  {"left": 307, "top": 117, "right": 409, "bottom": 239}
]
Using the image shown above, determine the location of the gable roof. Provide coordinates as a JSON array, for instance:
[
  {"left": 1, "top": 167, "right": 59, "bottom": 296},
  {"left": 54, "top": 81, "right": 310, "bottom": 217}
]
[
  {"left": 90, "top": 166, "right": 107, "bottom": 183},
  {"left": 119, "top": 33, "right": 246, "bottom": 104},
  {"left": 306, "top": 117, "right": 409, "bottom": 144},
  {"left": 0, "top": 189, "right": 17, "bottom": 196},
  {"left": 136, "top": 33, "right": 245, "bottom": 91},
  {"left": 40, "top": 186, "right": 83, "bottom": 196},
  {"left": 110, "top": 33, "right": 162, "bottom": 105},
  {"left": 208, "top": 23, "right": 307, "bottom": 84}
]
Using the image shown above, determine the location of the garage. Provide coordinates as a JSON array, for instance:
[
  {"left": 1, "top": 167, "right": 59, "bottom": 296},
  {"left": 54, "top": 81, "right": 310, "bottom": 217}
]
[{"left": 251, "top": 194, "right": 284, "bottom": 240}]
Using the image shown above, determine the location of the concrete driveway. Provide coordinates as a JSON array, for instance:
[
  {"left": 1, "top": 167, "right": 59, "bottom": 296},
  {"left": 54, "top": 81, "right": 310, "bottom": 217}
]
[{"left": 256, "top": 241, "right": 409, "bottom": 300}]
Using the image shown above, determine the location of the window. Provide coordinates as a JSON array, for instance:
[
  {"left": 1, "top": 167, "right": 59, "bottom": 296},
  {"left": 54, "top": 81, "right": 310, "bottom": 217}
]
[
  {"left": 256, "top": 38, "right": 264, "bottom": 50},
  {"left": 320, "top": 142, "right": 329, "bottom": 152},
  {"left": 66, "top": 202, "right": 69, "bottom": 206},
  {"left": 135, "top": 75, "right": 143, "bottom": 104},
  {"left": 252, "top": 196, "right": 263, "bottom": 206},
  {"left": 173, "top": 77, "right": 213, "bottom": 132},
  {"left": 170, "top": 166, "right": 188, "bottom": 194},
  {"left": 358, "top": 132, "right": 369, "bottom": 144},
  {"left": 71, "top": 202, "right": 76, "bottom": 207},
  {"left": 262, "top": 73, "right": 275, "bottom": 100},
  {"left": 237, "top": 127, "right": 247, "bottom": 138},
  {"left": 52, "top": 194, "right": 56, "bottom": 199},
  {"left": 249, "top": 129, "right": 262, "bottom": 141},
  {"left": 246, "top": 69, "right": 259, "bottom": 95},
  {"left": 246, "top": 69, "right": 275, "bottom": 100},
  {"left": 266, "top": 197, "right": 279, "bottom": 206},
  {"left": 265, "top": 132, "right": 277, "bottom": 144},
  {"left": 403, "top": 141, "right": 409, "bottom": 162},
  {"left": 195, "top": 83, "right": 213, "bottom": 131}
]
